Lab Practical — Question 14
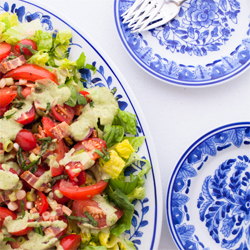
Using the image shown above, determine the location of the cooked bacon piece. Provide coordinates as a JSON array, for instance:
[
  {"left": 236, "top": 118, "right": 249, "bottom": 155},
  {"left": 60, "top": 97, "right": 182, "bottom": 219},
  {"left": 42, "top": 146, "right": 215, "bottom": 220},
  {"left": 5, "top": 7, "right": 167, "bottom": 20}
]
[
  {"left": 34, "top": 100, "right": 46, "bottom": 111},
  {"left": 50, "top": 121, "right": 70, "bottom": 141},
  {"left": 0, "top": 190, "right": 12, "bottom": 203},
  {"left": 30, "top": 207, "right": 38, "bottom": 214},
  {"left": 55, "top": 204, "right": 72, "bottom": 217},
  {"left": 62, "top": 205, "right": 72, "bottom": 216},
  {"left": 44, "top": 225, "right": 66, "bottom": 236},
  {"left": 20, "top": 171, "right": 51, "bottom": 193},
  {"left": 0, "top": 55, "right": 26, "bottom": 74}
]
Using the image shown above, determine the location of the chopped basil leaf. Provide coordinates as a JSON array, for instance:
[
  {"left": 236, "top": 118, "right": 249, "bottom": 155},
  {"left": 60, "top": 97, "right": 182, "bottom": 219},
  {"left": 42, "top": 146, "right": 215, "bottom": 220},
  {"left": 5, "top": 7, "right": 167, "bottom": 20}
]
[
  {"left": 17, "top": 43, "right": 37, "bottom": 55},
  {"left": 17, "top": 85, "right": 25, "bottom": 100},
  {"left": 3, "top": 237, "right": 16, "bottom": 242}
]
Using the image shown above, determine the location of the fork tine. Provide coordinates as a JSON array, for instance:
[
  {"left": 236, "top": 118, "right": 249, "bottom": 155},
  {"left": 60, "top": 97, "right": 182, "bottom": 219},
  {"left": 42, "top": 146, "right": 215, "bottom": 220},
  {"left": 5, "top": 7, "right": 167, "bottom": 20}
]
[
  {"left": 125, "top": 0, "right": 152, "bottom": 25},
  {"left": 131, "top": 0, "right": 165, "bottom": 31},
  {"left": 122, "top": 0, "right": 149, "bottom": 23},
  {"left": 122, "top": 0, "right": 144, "bottom": 22}
]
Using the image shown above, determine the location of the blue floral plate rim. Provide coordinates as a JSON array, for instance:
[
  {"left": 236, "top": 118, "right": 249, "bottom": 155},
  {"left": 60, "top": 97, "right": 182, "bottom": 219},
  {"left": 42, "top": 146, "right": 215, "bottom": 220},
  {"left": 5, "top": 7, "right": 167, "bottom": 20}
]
[
  {"left": 166, "top": 122, "right": 250, "bottom": 250},
  {"left": 114, "top": 0, "right": 250, "bottom": 87}
]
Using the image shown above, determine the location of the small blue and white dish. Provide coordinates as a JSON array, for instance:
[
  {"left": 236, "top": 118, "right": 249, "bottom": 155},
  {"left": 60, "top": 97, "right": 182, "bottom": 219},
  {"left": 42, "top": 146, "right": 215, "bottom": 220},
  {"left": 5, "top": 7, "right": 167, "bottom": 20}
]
[
  {"left": 167, "top": 122, "right": 250, "bottom": 250},
  {"left": 114, "top": 0, "right": 250, "bottom": 87}
]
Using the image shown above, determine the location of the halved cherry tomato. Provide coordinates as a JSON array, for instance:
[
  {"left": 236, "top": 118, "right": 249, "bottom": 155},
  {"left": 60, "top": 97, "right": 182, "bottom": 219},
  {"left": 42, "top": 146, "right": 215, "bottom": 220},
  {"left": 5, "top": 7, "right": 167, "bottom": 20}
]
[
  {"left": 34, "top": 191, "right": 48, "bottom": 215},
  {"left": 74, "top": 138, "right": 106, "bottom": 161},
  {"left": 65, "top": 161, "right": 84, "bottom": 180},
  {"left": 10, "top": 225, "right": 33, "bottom": 236},
  {"left": 15, "top": 39, "right": 37, "bottom": 56},
  {"left": 52, "top": 181, "right": 70, "bottom": 205},
  {"left": 15, "top": 129, "right": 37, "bottom": 151},
  {"left": 73, "top": 199, "right": 123, "bottom": 228},
  {"left": 3, "top": 64, "right": 58, "bottom": 84},
  {"left": 77, "top": 170, "right": 86, "bottom": 186},
  {"left": 59, "top": 179, "right": 108, "bottom": 200},
  {"left": 59, "top": 234, "right": 81, "bottom": 250},
  {"left": 15, "top": 106, "right": 35, "bottom": 125},
  {"left": 0, "top": 87, "right": 17, "bottom": 108},
  {"left": 51, "top": 139, "right": 67, "bottom": 177},
  {"left": 0, "top": 42, "right": 11, "bottom": 61},
  {"left": 0, "top": 105, "right": 10, "bottom": 116},
  {"left": 52, "top": 104, "right": 74, "bottom": 124},
  {"left": 42, "top": 117, "right": 55, "bottom": 138},
  {"left": 0, "top": 207, "right": 17, "bottom": 228}
]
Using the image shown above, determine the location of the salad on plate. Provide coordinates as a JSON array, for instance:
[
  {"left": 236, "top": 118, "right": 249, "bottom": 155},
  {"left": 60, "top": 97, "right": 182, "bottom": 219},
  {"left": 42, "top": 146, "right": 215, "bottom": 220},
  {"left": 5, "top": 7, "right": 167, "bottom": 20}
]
[{"left": 0, "top": 12, "right": 151, "bottom": 250}]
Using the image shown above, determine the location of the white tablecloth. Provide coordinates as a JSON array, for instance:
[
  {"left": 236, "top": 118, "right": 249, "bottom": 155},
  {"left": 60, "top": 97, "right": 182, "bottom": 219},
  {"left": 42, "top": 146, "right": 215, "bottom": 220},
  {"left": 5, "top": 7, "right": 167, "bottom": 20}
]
[{"left": 42, "top": 1, "right": 250, "bottom": 249}]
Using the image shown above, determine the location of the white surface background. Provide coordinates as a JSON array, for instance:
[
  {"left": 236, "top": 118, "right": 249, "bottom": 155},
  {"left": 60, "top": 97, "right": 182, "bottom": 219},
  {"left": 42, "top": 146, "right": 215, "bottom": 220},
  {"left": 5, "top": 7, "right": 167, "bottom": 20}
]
[{"left": 43, "top": 0, "right": 250, "bottom": 249}]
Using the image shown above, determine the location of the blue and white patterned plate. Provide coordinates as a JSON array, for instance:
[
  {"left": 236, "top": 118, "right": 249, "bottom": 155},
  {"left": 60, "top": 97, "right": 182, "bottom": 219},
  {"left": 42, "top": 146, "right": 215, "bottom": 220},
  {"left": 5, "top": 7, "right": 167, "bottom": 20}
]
[
  {"left": 167, "top": 122, "right": 250, "bottom": 250},
  {"left": 1, "top": 1, "right": 163, "bottom": 249},
  {"left": 114, "top": 0, "right": 250, "bottom": 87}
]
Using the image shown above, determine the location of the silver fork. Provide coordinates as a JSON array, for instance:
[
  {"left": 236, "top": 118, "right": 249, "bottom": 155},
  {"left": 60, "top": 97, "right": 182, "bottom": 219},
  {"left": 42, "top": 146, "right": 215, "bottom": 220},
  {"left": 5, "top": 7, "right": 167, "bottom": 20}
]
[{"left": 122, "top": 0, "right": 186, "bottom": 33}]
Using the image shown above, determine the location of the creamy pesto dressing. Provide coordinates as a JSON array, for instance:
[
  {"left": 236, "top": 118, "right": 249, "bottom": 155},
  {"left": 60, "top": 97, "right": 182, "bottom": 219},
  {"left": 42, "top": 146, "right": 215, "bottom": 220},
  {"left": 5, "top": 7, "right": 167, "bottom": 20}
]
[
  {"left": 31, "top": 80, "right": 71, "bottom": 110},
  {"left": 0, "top": 169, "right": 19, "bottom": 190},
  {"left": 34, "top": 169, "right": 52, "bottom": 188},
  {"left": 59, "top": 148, "right": 95, "bottom": 170},
  {"left": 0, "top": 118, "right": 23, "bottom": 141},
  {"left": 27, "top": 220, "right": 67, "bottom": 229},
  {"left": 69, "top": 87, "right": 118, "bottom": 141}
]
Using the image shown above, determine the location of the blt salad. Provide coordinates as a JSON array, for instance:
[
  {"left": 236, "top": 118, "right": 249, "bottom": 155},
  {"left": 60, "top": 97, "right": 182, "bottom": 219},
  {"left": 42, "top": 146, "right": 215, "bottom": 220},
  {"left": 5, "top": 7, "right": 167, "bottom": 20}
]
[{"left": 0, "top": 12, "right": 151, "bottom": 250}]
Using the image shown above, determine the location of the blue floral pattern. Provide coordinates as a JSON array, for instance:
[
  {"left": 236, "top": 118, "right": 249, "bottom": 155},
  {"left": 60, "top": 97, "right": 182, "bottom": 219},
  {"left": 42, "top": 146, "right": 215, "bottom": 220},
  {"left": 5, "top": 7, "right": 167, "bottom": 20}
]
[
  {"left": 116, "top": 0, "right": 250, "bottom": 86},
  {"left": 0, "top": 1, "right": 153, "bottom": 248},
  {"left": 168, "top": 123, "right": 250, "bottom": 250}
]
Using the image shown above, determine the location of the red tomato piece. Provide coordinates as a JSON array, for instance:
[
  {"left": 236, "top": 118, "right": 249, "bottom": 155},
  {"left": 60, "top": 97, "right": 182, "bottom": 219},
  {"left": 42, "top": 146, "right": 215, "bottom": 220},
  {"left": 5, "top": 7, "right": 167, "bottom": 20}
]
[
  {"left": 74, "top": 138, "right": 106, "bottom": 161},
  {"left": 15, "top": 106, "right": 35, "bottom": 125},
  {"left": 0, "top": 207, "right": 17, "bottom": 228},
  {"left": 15, "top": 39, "right": 37, "bottom": 56},
  {"left": 51, "top": 139, "right": 67, "bottom": 177},
  {"left": 20, "top": 87, "right": 32, "bottom": 98},
  {"left": 52, "top": 181, "right": 70, "bottom": 205},
  {"left": 42, "top": 117, "right": 55, "bottom": 138},
  {"left": 0, "top": 105, "right": 10, "bottom": 116},
  {"left": 59, "top": 179, "right": 108, "bottom": 201},
  {"left": 52, "top": 104, "right": 74, "bottom": 124},
  {"left": 3, "top": 64, "right": 58, "bottom": 84},
  {"left": 77, "top": 170, "right": 86, "bottom": 186},
  {"left": 0, "top": 42, "right": 11, "bottom": 61},
  {"left": 34, "top": 191, "right": 48, "bottom": 215},
  {"left": 10, "top": 225, "right": 33, "bottom": 236},
  {"left": 73, "top": 199, "right": 123, "bottom": 228},
  {"left": 65, "top": 161, "right": 84, "bottom": 180},
  {"left": 15, "top": 129, "right": 37, "bottom": 151},
  {"left": 59, "top": 234, "right": 81, "bottom": 250},
  {"left": 0, "top": 87, "right": 17, "bottom": 108}
]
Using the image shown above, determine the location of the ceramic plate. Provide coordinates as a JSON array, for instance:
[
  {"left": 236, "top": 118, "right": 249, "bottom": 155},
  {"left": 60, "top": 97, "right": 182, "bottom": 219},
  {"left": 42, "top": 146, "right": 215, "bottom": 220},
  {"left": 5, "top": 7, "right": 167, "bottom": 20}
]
[
  {"left": 167, "top": 122, "right": 250, "bottom": 250},
  {"left": 114, "top": 0, "right": 250, "bottom": 87},
  {"left": 2, "top": 0, "right": 163, "bottom": 249}
]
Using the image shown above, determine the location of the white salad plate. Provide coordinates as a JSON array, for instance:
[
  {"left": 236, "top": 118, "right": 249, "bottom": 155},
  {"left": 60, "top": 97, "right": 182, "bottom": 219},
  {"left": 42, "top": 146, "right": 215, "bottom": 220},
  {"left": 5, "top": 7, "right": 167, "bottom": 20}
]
[
  {"left": 114, "top": 0, "right": 250, "bottom": 87},
  {"left": 167, "top": 122, "right": 250, "bottom": 250},
  {"left": 1, "top": 0, "right": 163, "bottom": 249}
]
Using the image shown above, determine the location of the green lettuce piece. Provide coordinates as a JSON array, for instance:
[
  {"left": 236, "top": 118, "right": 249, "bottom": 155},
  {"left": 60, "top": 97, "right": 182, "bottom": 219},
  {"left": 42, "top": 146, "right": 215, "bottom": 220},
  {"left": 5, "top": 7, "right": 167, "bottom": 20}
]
[
  {"left": 125, "top": 152, "right": 151, "bottom": 186},
  {"left": 103, "top": 125, "right": 124, "bottom": 148},
  {"left": 109, "top": 174, "right": 138, "bottom": 195},
  {"left": 31, "top": 30, "right": 52, "bottom": 51},
  {"left": 2, "top": 19, "right": 42, "bottom": 45},
  {"left": 0, "top": 13, "right": 18, "bottom": 33},
  {"left": 27, "top": 50, "right": 49, "bottom": 67},
  {"left": 76, "top": 52, "right": 86, "bottom": 69},
  {"left": 113, "top": 109, "right": 137, "bottom": 135},
  {"left": 127, "top": 187, "right": 145, "bottom": 202},
  {"left": 53, "top": 30, "right": 72, "bottom": 59},
  {"left": 125, "top": 136, "right": 145, "bottom": 151},
  {"left": 118, "top": 239, "right": 137, "bottom": 250},
  {"left": 106, "top": 188, "right": 134, "bottom": 237}
]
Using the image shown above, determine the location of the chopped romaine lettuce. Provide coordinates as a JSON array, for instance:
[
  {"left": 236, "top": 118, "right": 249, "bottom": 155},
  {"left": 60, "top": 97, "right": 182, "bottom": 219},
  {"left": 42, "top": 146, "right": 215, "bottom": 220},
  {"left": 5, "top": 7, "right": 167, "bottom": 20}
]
[
  {"left": 115, "top": 139, "right": 135, "bottom": 159},
  {"left": 103, "top": 125, "right": 124, "bottom": 148},
  {"left": 113, "top": 109, "right": 137, "bottom": 135},
  {"left": 125, "top": 136, "right": 145, "bottom": 152},
  {"left": 27, "top": 50, "right": 49, "bottom": 67},
  {"left": 2, "top": 19, "right": 42, "bottom": 45}
]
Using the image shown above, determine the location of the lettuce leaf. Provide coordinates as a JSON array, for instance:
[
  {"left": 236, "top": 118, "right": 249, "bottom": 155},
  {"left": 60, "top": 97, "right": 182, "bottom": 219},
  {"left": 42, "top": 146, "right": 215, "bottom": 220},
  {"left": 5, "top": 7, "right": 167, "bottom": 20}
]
[
  {"left": 2, "top": 19, "right": 42, "bottom": 45},
  {"left": 82, "top": 246, "right": 107, "bottom": 250},
  {"left": 112, "top": 109, "right": 137, "bottom": 135},
  {"left": 106, "top": 187, "right": 134, "bottom": 237},
  {"left": 27, "top": 50, "right": 49, "bottom": 67},
  {"left": 125, "top": 136, "right": 145, "bottom": 151},
  {"left": 127, "top": 187, "right": 145, "bottom": 202},
  {"left": 0, "top": 12, "right": 18, "bottom": 33},
  {"left": 32, "top": 30, "right": 52, "bottom": 51},
  {"left": 103, "top": 125, "right": 124, "bottom": 149}
]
